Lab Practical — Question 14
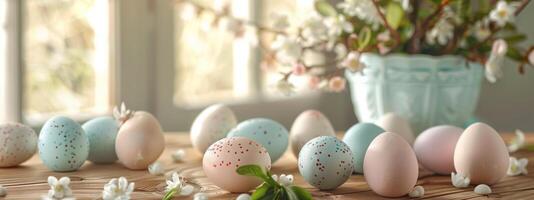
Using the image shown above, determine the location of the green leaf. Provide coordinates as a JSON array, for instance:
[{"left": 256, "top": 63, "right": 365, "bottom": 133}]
[
  {"left": 385, "top": 2, "right": 404, "bottom": 29},
  {"left": 525, "top": 144, "right": 534, "bottom": 151},
  {"left": 358, "top": 27, "right": 372, "bottom": 50},
  {"left": 314, "top": 0, "right": 337, "bottom": 17},
  {"left": 507, "top": 46, "right": 524, "bottom": 61},
  {"left": 236, "top": 165, "right": 278, "bottom": 186},
  {"left": 283, "top": 186, "right": 299, "bottom": 200},
  {"left": 503, "top": 34, "right": 527, "bottom": 44},
  {"left": 291, "top": 186, "right": 313, "bottom": 200},
  {"left": 162, "top": 188, "right": 177, "bottom": 200},
  {"left": 251, "top": 183, "right": 274, "bottom": 200}
]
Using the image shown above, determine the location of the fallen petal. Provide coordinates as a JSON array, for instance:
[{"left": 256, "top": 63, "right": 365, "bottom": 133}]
[{"left": 474, "top": 184, "right": 492, "bottom": 195}]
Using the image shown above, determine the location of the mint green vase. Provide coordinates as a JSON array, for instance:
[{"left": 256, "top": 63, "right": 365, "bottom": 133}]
[{"left": 345, "top": 53, "right": 484, "bottom": 134}]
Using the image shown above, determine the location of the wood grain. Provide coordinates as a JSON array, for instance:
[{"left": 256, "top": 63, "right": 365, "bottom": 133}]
[{"left": 0, "top": 133, "right": 533, "bottom": 199}]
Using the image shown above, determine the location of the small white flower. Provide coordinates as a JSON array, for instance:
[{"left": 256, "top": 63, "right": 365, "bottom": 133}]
[
  {"left": 451, "top": 172, "right": 470, "bottom": 188},
  {"left": 395, "top": 0, "right": 411, "bottom": 12},
  {"left": 218, "top": 17, "right": 240, "bottom": 32},
  {"left": 426, "top": 19, "right": 454, "bottom": 45},
  {"left": 337, "top": 0, "right": 382, "bottom": 28},
  {"left": 236, "top": 193, "right": 251, "bottom": 200},
  {"left": 172, "top": 149, "right": 186, "bottom": 163},
  {"left": 275, "top": 79, "right": 295, "bottom": 96},
  {"left": 148, "top": 162, "right": 165, "bottom": 176},
  {"left": 485, "top": 39, "right": 507, "bottom": 83},
  {"left": 0, "top": 185, "right": 6, "bottom": 197},
  {"left": 113, "top": 102, "right": 133, "bottom": 125},
  {"left": 474, "top": 184, "right": 492, "bottom": 195},
  {"left": 508, "top": 157, "right": 528, "bottom": 176},
  {"left": 300, "top": 15, "right": 329, "bottom": 46},
  {"left": 213, "top": 0, "right": 230, "bottom": 13},
  {"left": 529, "top": 50, "right": 534, "bottom": 66},
  {"left": 102, "top": 177, "right": 135, "bottom": 200},
  {"left": 271, "top": 174, "right": 294, "bottom": 186},
  {"left": 243, "top": 25, "right": 259, "bottom": 47},
  {"left": 194, "top": 192, "right": 208, "bottom": 200},
  {"left": 271, "top": 35, "right": 303, "bottom": 64},
  {"left": 509, "top": 129, "right": 526, "bottom": 152},
  {"left": 334, "top": 43, "right": 347, "bottom": 59},
  {"left": 377, "top": 31, "right": 392, "bottom": 54},
  {"left": 342, "top": 51, "right": 365, "bottom": 72},
  {"left": 324, "top": 15, "right": 353, "bottom": 38},
  {"left": 180, "top": 3, "right": 198, "bottom": 21},
  {"left": 472, "top": 19, "right": 491, "bottom": 41},
  {"left": 271, "top": 13, "right": 290, "bottom": 31},
  {"left": 408, "top": 186, "right": 424, "bottom": 198},
  {"left": 47, "top": 176, "right": 73, "bottom": 199},
  {"left": 166, "top": 172, "right": 194, "bottom": 196},
  {"left": 489, "top": 1, "right": 516, "bottom": 27}
]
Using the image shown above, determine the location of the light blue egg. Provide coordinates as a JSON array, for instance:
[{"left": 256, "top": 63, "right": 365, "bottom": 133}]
[
  {"left": 298, "top": 136, "right": 354, "bottom": 190},
  {"left": 227, "top": 118, "right": 288, "bottom": 163},
  {"left": 38, "top": 116, "right": 89, "bottom": 172},
  {"left": 342, "top": 122, "right": 385, "bottom": 174},
  {"left": 82, "top": 116, "right": 119, "bottom": 164}
]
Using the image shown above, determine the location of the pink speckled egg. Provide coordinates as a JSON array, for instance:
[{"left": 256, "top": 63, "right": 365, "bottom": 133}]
[
  {"left": 364, "top": 132, "right": 418, "bottom": 197},
  {"left": 203, "top": 137, "right": 271, "bottom": 193},
  {"left": 290, "top": 110, "right": 335, "bottom": 158},
  {"left": 454, "top": 122, "right": 509, "bottom": 185},
  {"left": 414, "top": 125, "right": 463, "bottom": 175},
  {"left": 0, "top": 122, "right": 37, "bottom": 167}
]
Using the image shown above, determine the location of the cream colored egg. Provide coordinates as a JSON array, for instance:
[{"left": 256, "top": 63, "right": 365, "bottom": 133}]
[
  {"left": 290, "top": 110, "right": 335, "bottom": 158},
  {"left": 377, "top": 113, "right": 414, "bottom": 145},
  {"left": 191, "top": 104, "right": 237, "bottom": 154},
  {"left": 0, "top": 122, "right": 37, "bottom": 167},
  {"left": 454, "top": 122, "right": 509, "bottom": 185},
  {"left": 116, "top": 111, "right": 165, "bottom": 170}
]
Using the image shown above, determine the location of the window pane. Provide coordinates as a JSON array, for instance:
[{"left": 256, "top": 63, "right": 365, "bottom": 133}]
[{"left": 23, "top": 0, "right": 111, "bottom": 120}]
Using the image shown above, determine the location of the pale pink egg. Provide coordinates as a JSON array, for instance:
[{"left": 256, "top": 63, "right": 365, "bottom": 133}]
[
  {"left": 377, "top": 113, "right": 415, "bottom": 145},
  {"left": 203, "top": 137, "right": 271, "bottom": 193},
  {"left": 289, "top": 110, "right": 335, "bottom": 158},
  {"left": 414, "top": 125, "right": 463, "bottom": 175},
  {"left": 116, "top": 111, "right": 165, "bottom": 170}
]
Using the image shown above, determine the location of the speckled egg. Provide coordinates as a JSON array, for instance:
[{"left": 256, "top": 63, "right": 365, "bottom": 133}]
[
  {"left": 377, "top": 113, "right": 415, "bottom": 145},
  {"left": 227, "top": 118, "right": 288, "bottom": 163},
  {"left": 82, "top": 117, "right": 119, "bottom": 164},
  {"left": 290, "top": 110, "right": 335, "bottom": 158},
  {"left": 298, "top": 136, "right": 354, "bottom": 190},
  {"left": 38, "top": 116, "right": 90, "bottom": 172},
  {"left": 203, "top": 137, "right": 271, "bottom": 192},
  {"left": 364, "top": 132, "right": 418, "bottom": 197},
  {"left": 191, "top": 104, "right": 237, "bottom": 154},
  {"left": 0, "top": 122, "right": 37, "bottom": 167},
  {"left": 342, "top": 122, "right": 385, "bottom": 174},
  {"left": 414, "top": 125, "right": 463, "bottom": 175},
  {"left": 454, "top": 122, "right": 509, "bottom": 185}
]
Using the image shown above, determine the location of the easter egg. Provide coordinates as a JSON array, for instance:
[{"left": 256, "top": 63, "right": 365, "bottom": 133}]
[
  {"left": 203, "top": 137, "right": 271, "bottom": 192},
  {"left": 227, "top": 118, "right": 288, "bottom": 163},
  {"left": 82, "top": 117, "right": 119, "bottom": 164},
  {"left": 38, "top": 116, "right": 90, "bottom": 172},
  {"left": 0, "top": 122, "right": 37, "bottom": 167},
  {"left": 298, "top": 136, "right": 354, "bottom": 190},
  {"left": 116, "top": 111, "right": 165, "bottom": 170},
  {"left": 364, "top": 132, "right": 418, "bottom": 197},
  {"left": 342, "top": 122, "right": 384, "bottom": 173},
  {"left": 289, "top": 110, "right": 335, "bottom": 158},
  {"left": 377, "top": 113, "right": 414, "bottom": 145},
  {"left": 454, "top": 122, "right": 509, "bottom": 185},
  {"left": 191, "top": 104, "right": 237, "bottom": 154},
  {"left": 414, "top": 125, "right": 462, "bottom": 175}
]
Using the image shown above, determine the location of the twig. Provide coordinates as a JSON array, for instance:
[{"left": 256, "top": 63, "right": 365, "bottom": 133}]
[
  {"left": 371, "top": 0, "right": 401, "bottom": 48},
  {"left": 515, "top": 0, "right": 531, "bottom": 15},
  {"left": 408, "top": 0, "right": 451, "bottom": 53}
]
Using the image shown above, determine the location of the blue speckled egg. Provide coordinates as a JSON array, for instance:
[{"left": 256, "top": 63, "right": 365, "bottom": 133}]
[
  {"left": 342, "top": 123, "right": 385, "bottom": 174},
  {"left": 39, "top": 116, "right": 89, "bottom": 172},
  {"left": 227, "top": 118, "right": 288, "bottom": 163},
  {"left": 82, "top": 116, "right": 119, "bottom": 164},
  {"left": 298, "top": 136, "right": 354, "bottom": 190}
]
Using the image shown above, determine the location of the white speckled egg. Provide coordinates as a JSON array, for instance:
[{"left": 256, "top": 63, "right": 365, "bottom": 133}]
[
  {"left": 203, "top": 137, "right": 271, "bottom": 193},
  {"left": 454, "top": 122, "right": 509, "bottom": 185},
  {"left": 39, "top": 116, "right": 89, "bottom": 172},
  {"left": 227, "top": 118, "right": 288, "bottom": 163},
  {"left": 414, "top": 125, "right": 462, "bottom": 175},
  {"left": 290, "top": 110, "right": 335, "bottom": 158},
  {"left": 0, "top": 122, "right": 37, "bottom": 167},
  {"left": 191, "top": 104, "right": 237, "bottom": 154},
  {"left": 82, "top": 117, "right": 119, "bottom": 164},
  {"left": 298, "top": 136, "right": 354, "bottom": 190},
  {"left": 377, "top": 113, "right": 414, "bottom": 145},
  {"left": 342, "top": 122, "right": 385, "bottom": 174}
]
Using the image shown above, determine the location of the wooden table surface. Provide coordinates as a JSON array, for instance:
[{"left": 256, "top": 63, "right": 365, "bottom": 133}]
[{"left": 1, "top": 132, "right": 533, "bottom": 199}]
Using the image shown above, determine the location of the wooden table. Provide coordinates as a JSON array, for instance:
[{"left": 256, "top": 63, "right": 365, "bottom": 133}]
[{"left": 1, "top": 132, "right": 533, "bottom": 199}]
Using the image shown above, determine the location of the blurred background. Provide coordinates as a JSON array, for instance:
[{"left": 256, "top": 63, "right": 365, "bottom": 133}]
[{"left": 0, "top": 0, "right": 533, "bottom": 132}]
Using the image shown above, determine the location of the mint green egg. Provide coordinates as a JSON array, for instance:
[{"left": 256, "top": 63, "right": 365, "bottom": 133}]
[
  {"left": 342, "top": 123, "right": 385, "bottom": 174},
  {"left": 39, "top": 116, "right": 89, "bottom": 172},
  {"left": 82, "top": 116, "right": 119, "bottom": 164}
]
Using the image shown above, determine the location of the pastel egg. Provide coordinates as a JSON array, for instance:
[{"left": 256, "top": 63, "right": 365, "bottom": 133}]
[
  {"left": 377, "top": 113, "right": 414, "bottom": 145},
  {"left": 454, "top": 122, "right": 509, "bottom": 185},
  {"left": 342, "top": 122, "right": 384, "bottom": 174},
  {"left": 364, "top": 132, "right": 418, "bottom": 197},
  {"left": 116, "top": 111, "right": 165, "bottom": 170},
  {"left": 203, "top": 137, "right": 271, "bottom": 193},
  {"left": 0, "top": 122, "right": 37, "bottom": 167},
  {"left": 298, "top": 136, "right": 354, "bottom": 190},
  {"left": 290, "top": 110, "right": 335, "bottom": 158},
  {"left": 39, "top": 116, "right": 90, "bottom": 172},
  {"left": 191, "top": 104, "right": 237, "bottom": 154},
  {"left": 82, "top": 117, "right": 119, "bottom": 164},
  {"left": 414, "top": 125, "right": 462, "bottom": 174},
  {"left": 227, "top": 118, "right": 288, "bottom": 163}
]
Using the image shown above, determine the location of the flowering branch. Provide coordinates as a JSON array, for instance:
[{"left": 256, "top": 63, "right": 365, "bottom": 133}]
[
  {"left": 371, "top": 0, "right": 401, "bottom": 48},
  {"left": 408, "top": 0, "right": 451, "bottom": 53}
]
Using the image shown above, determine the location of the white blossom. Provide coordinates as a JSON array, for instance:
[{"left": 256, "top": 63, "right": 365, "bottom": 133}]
[
  {"left": 489, "top": 1, "right": 516, "bottom": 27},
  {"left": 337, "top": 0, "right": 382, "bottom": 28},
  {"left": 218, "top": 17, "right": 240, "bottom": 32},
  {"left": 485, "top": 39, "right": 507, "bottom": 83},
  {"left": 113, "top": 102, "right": 132, "bottom": 125},
  {"left": 408, "top": 186, "right": 424, "bottom": 198},
  {"left": 300, "top": 15, "right": 329, "bottom": 46},
  {"left": 324, "top": 15, "right": 353, "bottom": 38},
  {"left": 45, "top": 176, "right": 73, "bottom": 200},
  {"left": 0, "top": 185, "right": 6, "bottom": 197},
  {"left": 271, "top": 13, "right": 290, "bottom": 31},
  {"left": 165, "top": 172, "right": 194, "bottom": 196},
  {"left": 395, "top": 0, "right": 411, "bottom": 12},
  {"left": 334, "top": 43, "right": 348, "bottom": 59},
  {"left": 472, "top": 19, "right": 491, "bottom": 41},
  {"left": 271, "top": 35, "right": 303, "bottom": 64},
  {"left": 342, "top": 51, "right": 365, "bottom": 72},
  {"left": 213, "top": 0, "right": 230, "bottom": 14},
  {"left": 236, "top": 194, "right": 251, "bottom": 200},
  {"left": 529, "top": 50, "right": 534, "bottom": 66},
  {"left": 474, "top": 184, "right": 492, "bottom": 195},
  {"left": 172, "top": 149, "right": 186, "bottom": 163},
  {"left": 426, "top": 19, "right": 454, "bottom": 45},
  {"left": 102, "top": 177, "right": 135, "bottom": 200},
  {"left": 508, "top": 129, "right": 526, "bottom": 153},
  {"left": 275, "top": 79, "right": 295, "bottom": 96},
  {"left": 271, "top": 174, "right": 294, "bottom": 186},
  {"left": 180, "top": 3, "right": 198, "bottom": 21},
  {"left": 451, "top": 172, "right": 470, "bottom": 188},
  {"left": 508, "top": 157, "right": 528, "bottom": 176},
  {"left": 243, "top": 25, "right": 259, "bottom": 47},
  {"left": 148, "top": 162, "right": 165, "bottom": 176},
  {"left": 194, "top": 192, "right": 208, "bottom": 200}
]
